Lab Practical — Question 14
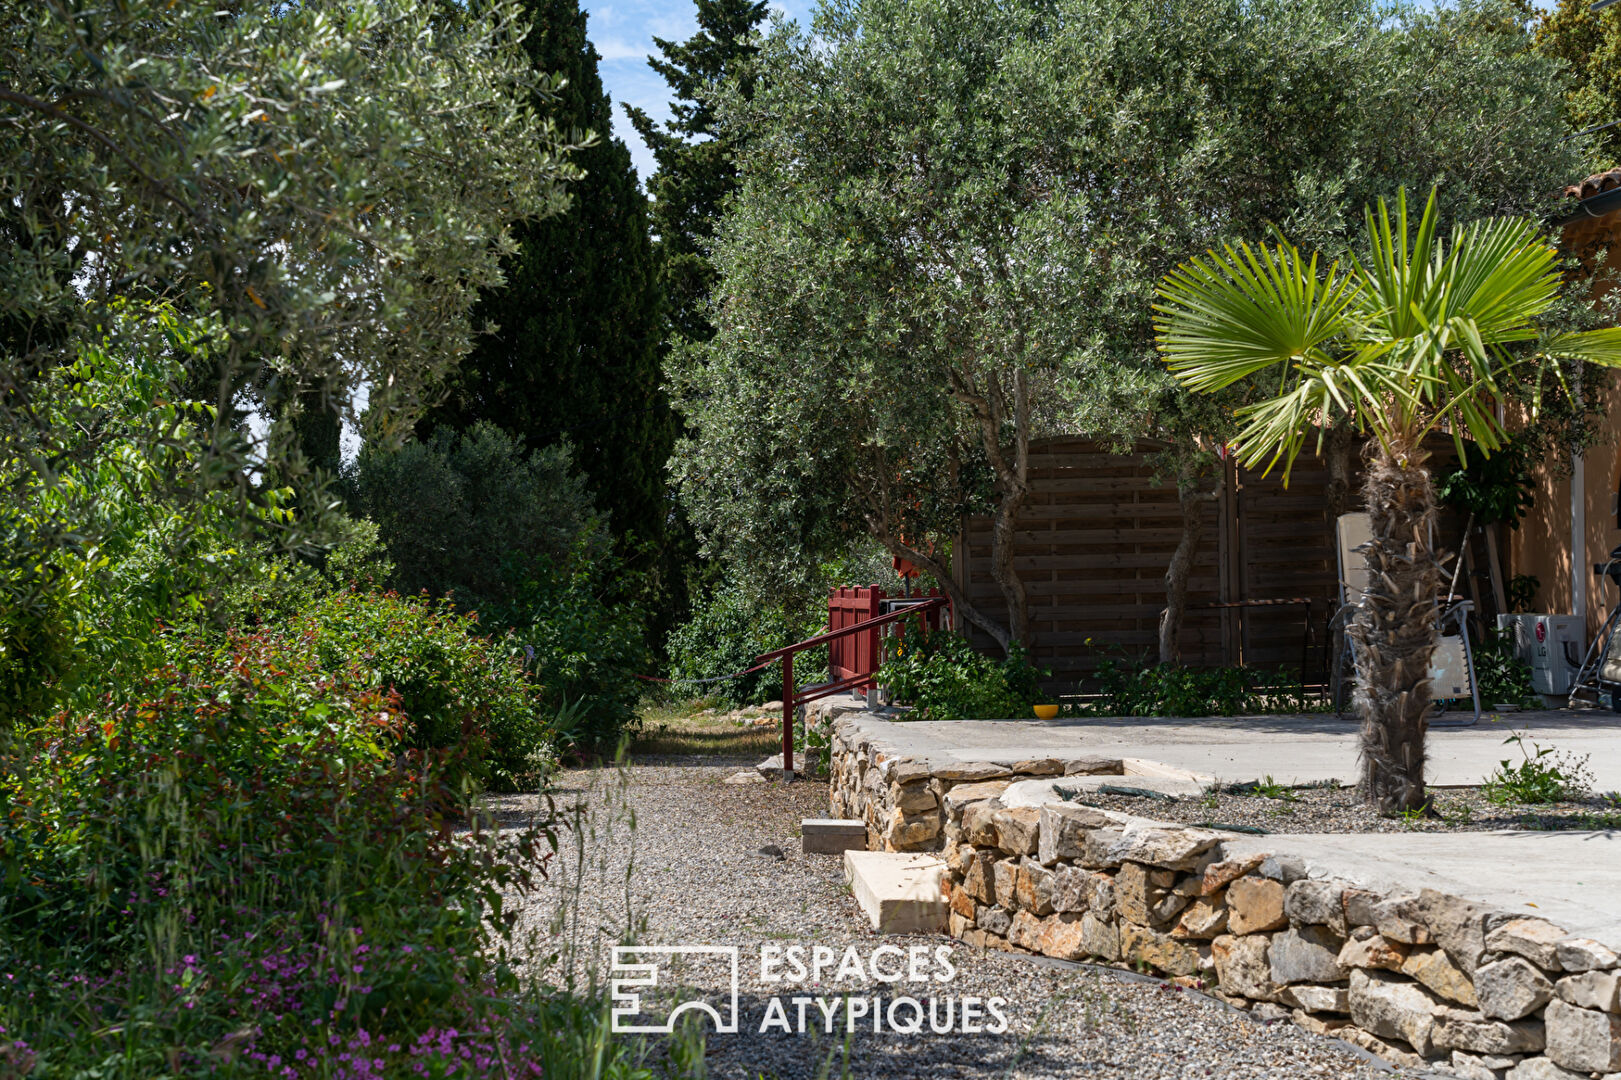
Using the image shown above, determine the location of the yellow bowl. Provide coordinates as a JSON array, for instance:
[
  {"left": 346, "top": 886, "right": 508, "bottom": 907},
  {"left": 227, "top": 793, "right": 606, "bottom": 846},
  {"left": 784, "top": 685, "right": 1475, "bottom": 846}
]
[{"left": 1032, "top": 704, "right": 1060, "bottom": 720}]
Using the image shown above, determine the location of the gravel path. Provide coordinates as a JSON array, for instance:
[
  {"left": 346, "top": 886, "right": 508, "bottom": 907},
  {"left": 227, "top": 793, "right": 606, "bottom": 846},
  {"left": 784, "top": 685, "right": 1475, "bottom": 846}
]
[
  {"left": 494, "top": 762, "right": 1415, "bottom": 1080},
  {"left": 1078, "top": 783, "right": 1621, "bottom": 834}
]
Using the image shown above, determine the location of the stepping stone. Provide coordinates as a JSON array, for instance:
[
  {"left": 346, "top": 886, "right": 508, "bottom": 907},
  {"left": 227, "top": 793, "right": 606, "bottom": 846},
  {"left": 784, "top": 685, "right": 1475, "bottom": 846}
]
[
  {"left": 723, "top": 770, "right": 766, "bottom": 785},
  {"left": 755, "top": 756, "right": 795, "bottom": 782},
  {"left": 802, "top": 818, "right": 867, "bottom": 855},
  {"left": 843, "top": 850, "right": 947, "bottom": 934}
]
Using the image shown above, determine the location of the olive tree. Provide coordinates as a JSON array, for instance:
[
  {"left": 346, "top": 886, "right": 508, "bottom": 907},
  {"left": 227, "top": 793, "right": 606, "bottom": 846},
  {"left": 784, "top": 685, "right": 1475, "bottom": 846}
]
[
  {"left": 676, "top": 0, "right": 1584, "bottom": 654},
  {"left": 0, "top": 0, "right": 582, "bottom": 538}
]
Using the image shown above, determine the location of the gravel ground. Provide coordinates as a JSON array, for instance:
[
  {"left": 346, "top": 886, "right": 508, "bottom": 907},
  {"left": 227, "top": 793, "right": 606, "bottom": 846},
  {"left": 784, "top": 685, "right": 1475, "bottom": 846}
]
[
  {"left": 491, "top": 762, "right": 1411, "bottom": 1080},
  {"left": 1079, "top": 782, "right": 1621, "bottom": 834}
]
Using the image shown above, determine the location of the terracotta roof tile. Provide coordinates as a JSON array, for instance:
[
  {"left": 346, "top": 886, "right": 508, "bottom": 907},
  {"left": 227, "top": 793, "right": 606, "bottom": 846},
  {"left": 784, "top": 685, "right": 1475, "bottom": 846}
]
[{"left": 1565, "top": 168, "right": 1621, "bottom": 201}]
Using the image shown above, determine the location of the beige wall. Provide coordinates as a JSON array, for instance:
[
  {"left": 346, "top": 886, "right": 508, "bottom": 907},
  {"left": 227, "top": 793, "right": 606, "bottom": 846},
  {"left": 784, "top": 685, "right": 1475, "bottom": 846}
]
[
  {"left": 1509, "top": 441, "right": 1621, "bottom": 642},
  {"left": 1509, "top": 201, "right": 1621, "bottom": 642}
]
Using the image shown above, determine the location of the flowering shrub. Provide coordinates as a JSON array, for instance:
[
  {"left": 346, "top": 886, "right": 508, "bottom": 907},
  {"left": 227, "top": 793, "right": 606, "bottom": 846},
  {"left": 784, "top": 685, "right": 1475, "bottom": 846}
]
[
  {"left": 287, "top": 590, "right": 551, "bottom": 790},
  {"left": 0, "top": 624, "right": 581, "bottom": 1078}
]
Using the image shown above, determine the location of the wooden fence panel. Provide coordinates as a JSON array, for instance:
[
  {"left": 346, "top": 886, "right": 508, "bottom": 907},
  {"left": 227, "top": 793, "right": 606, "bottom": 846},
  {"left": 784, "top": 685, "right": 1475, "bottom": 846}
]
[{"left": 954, "top": 435, "right": 1471, "bottom": 691}]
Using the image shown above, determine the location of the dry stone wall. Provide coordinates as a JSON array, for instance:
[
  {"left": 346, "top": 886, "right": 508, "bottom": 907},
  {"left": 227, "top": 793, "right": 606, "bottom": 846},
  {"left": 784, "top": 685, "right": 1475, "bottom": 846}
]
[{"left": 829, "top": 715, "right": 1621, "bottom": 1080}]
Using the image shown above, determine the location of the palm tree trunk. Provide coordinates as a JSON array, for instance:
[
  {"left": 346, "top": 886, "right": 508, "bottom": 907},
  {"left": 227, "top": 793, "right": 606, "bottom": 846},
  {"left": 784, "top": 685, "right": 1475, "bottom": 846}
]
[{"left": 1350, "top": 437, "right": 1440, "bottom": 814}]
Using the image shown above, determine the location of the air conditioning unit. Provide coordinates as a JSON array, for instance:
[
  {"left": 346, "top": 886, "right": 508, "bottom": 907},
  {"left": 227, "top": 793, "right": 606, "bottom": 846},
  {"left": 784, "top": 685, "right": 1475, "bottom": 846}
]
[{"left": 1498, "top": 613, "right": 1584, "bottom": 696}]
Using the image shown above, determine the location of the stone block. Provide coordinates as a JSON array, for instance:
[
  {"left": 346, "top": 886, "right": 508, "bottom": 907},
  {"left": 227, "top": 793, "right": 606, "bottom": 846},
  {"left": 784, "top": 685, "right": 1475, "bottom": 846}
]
[
  {"left": 802, "top": 818, "right": 867, "bottom": 854},
  {"left": 1348, "top": 968, "right": 1443, "bottom": 1057},
  {"left": 1258, "top": 854, "right": 1306, "bottom": 884},
  {"left": 1037, "top": 804, "right": 1111, "bottom": 865},
  {"left": 1281, "top": 984, "right": 1349, "bottom": 1014},
  {"left": 1269, "top": 925, "right": 1346, "bottom": 985},
  {"left": 1402, "top": 946, "right": 1479, "bottom": 1007},
  {"left": 1121, "top": 922, "right": 1201, "bottom": 976},
  {"left": 1341, "top": 887, "right": 1382, "bottom": 929},
  {"left": 993, "top": 859, "right": 1019, "bottom": 908},
  {"left": 1433, "top": 1006, "right": 1546, "bottom": 1055},
  {"left": 977, "top": 905, "right": 1011, "bottom": 936},
  {"left": 1228, "top": 876, "right": 1287, "bottom": 935},
  {"left": 1211, "top": 933, "right": 1280, "bottom": 1002},
  {"left": 1546, "top": 998, "right": 1621, "bottom": 1072},
  {"left": 1284, "top": 879, "right": 1347, "bottom": 935},
  {"left": 1292, "top": 1009, "right": 1350, "bottom": 1036},
  {"left": 1199, "top": 855, "right": 1265, "bottom": 896},
  {"left": 1008, "top": 910, "right": 1045, "bottom": 952},
  {"left": 844, "top": 850, "right": 947, "bottom": 934},
  {"left": 891, "top": 760, "right": 932, "bottom": 785},
  {"left": 1106, "top": 826, "right": 1221, "bottom": 871},
  {"left": 883, "top": 808, "right": 939, "bottom": 850},
  {"left": 1487, "top": 917, "right": 1569, "bottom": 973},
  {"left": 1064, "top": 757, "right": 1123, "bottom": 775},
  {"left": 933, "top": 762, "right": 1013, "bottom": 782},
  {"left": 992, "top": 806, "right": 1041, "bottom": 856},
  {"left": 1338, "top": 927, "right": 1410, "bottom": 971},
  {"left": 962, "top": 848, "right": 997, "bottom": 905},
  {"left": 1016, "top": 857, "right": 1055, "bottom": 916},
  {"left": 1339, "top": 1026, "right": 1430, "bottom": 1070},
  {"left": 1116, "top": 861, "right": 1179, "bottom": 927},
  {"left": 1451, "top": 1050, "right": 1526, "bottom": 1079},
  {"left": 1172, "top": 893, "right": 1229, "bottom": 940},
  {"left": 1477, "top": 957, "right": 1556, "bottom": 1022},
  {"left": 942, "top": 780, "right": 1011, "bottom": 821},
  {"left": 1035, "top": 914, "right": 1088, "bottom": 960},
  {"left": 1556, "top": 969, "right": 1621, "bottom": 1012},
  {"left": 1505, "top": 1058, "right": 1585, "bottom": 1080},
  {"left": 1079, "top": 827, "right": 1126, "bottom": 869},
  {"left": 1011, "top": 757, "right": 1063, "bottom": 776},
  {"left": 892, "top": 782, "right": 938, "bottom": 814},
  {"left": 1416, "top": 888, "right": 1496, "bottom": 976},
  {"left": 960, "top": 800, "right": 1003, "bottom": 847},
  {"left": 1080, "top": 912, "right": 1120, "bottom": 961},
  {"left": 1374, "top": 894, "right": 1432, "bottom": 945},
  {"left": 948, "top": 882, "right": 976, "bottom": 920},
  {"left": 1556, "top": 937, "right": 1621, "bottom": 973}
]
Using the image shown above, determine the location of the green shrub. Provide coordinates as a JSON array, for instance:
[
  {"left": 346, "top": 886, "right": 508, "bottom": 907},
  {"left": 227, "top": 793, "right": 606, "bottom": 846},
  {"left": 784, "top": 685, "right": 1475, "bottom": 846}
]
[
  {"left": 1482, "top": 732, "right": 1593, "bottom": 805},
  {"left": 0, "top": 627, "right": 559, "bottom": 1076},
  {"left": 666, "top": 580, "right": 827, "bottom": 706},
  {"left": 288, "top": 590, "right": 550, "bottom": 791},
  {"left": 496, "top": 551, "right": 651, "bottom": 752},
  {"left": 1084, "top": 660, "right": 1320, "bottom": 717},
  {"left": 1469, "top": 629, "right": 1540, "bottom": 709},
  {"left": 877, "top": 630, "right": 1047, "bottom": 721},
  {"left": 348, "top": 422, "right": 606, "bottom": 615}
]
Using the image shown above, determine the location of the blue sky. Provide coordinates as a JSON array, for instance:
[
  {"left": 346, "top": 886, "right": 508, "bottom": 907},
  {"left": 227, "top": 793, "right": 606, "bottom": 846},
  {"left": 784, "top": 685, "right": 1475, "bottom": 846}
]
[{"left": 583, "top": 0, "right": 815, "bottom": 179}]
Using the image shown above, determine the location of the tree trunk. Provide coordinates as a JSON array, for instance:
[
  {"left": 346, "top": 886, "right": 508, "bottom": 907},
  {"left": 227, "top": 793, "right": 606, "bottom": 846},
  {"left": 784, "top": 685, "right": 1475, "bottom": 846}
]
[
  {"left": 1159, "top": 480, "right": 1214, "bottom": 666},
  {"left": 986, "top": 369, "right": 1032, "bottom": 651},
  {"left": 1349, "top": 437, "right": 1440, "bottom": 814}
]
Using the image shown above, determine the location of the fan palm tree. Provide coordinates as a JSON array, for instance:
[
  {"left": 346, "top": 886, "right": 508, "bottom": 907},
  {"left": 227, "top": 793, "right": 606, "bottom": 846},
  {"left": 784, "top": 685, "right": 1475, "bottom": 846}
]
[{"left": 1154, "top": 188, "right": 1621, "bottom": 814}]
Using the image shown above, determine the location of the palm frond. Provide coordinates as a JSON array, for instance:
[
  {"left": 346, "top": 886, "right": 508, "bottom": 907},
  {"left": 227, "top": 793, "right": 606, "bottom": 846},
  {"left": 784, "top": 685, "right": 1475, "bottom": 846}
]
[{"left": 1154, "top": 241, "right": 1360, "bottom": 395}]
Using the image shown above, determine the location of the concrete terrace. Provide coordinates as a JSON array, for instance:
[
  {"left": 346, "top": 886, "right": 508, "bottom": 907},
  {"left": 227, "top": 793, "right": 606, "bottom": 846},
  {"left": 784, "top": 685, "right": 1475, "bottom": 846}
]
[{"left": 838, "top": 707, "right": 1621, "bottom": 944}]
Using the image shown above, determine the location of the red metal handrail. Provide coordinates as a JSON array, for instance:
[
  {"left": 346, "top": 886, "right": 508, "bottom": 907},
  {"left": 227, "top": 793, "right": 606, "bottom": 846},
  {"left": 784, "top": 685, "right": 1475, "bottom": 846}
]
[{"left": 756, "top": 595, "right": 949, "bottom": 774}]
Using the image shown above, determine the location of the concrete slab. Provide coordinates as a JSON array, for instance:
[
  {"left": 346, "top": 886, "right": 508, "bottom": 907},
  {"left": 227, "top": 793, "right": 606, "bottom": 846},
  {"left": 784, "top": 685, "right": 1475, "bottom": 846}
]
[
  {"left": 843, "top": 850, "right": 947, "bottom": 934},
  {"left": 802, "top": 818, "right": 866, "bottom": 854},
  {"left": 1217, "top": 830, "right": 1621, "bottom": 944},
  {"left": 851, "top": 709, "right": 1621, "bottom": 789},
  {"left": 838, "top": 709, "right": 1621, "bottom": 947}
]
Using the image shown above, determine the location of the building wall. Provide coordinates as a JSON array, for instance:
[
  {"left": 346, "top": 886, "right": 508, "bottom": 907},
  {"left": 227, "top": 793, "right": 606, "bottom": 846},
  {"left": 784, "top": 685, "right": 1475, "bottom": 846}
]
[{"left": 1510, "top": 178, "right": 1621, "bottom": 642}]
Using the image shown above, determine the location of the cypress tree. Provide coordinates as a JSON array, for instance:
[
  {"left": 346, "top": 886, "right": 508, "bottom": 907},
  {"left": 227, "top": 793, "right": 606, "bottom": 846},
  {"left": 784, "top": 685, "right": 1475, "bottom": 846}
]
[
  {"left": 624, "top": 0, "right": 768, "bottom": 345},
  {"left": 423, "top": 0, "right": 669, "bottom": 558}
]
